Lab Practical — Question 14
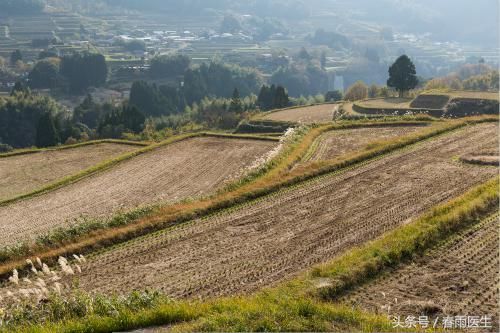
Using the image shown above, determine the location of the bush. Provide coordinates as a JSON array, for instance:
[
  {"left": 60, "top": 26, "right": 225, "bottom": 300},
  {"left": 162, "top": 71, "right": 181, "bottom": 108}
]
[
  {"left": 325, "top": 90, "right": 343, "bottom": 102},
  {"left": 0, "top": 143, "right": 13, "bottom": 153},
  {"left": 344, "top": 81, "right": 368, "bottom": 101}
]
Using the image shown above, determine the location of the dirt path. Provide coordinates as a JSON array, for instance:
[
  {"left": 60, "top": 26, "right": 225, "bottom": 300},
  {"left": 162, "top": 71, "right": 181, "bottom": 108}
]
[
  {"left": 76, "top": 123, "right": 498, "bottom": 299},
  {"left": 305, "top": 125, "right": 428, "bottom": 162},
  {"left": 0, "top": 137, "right": 277, "bottom": 247},
  {"left": 341, "top": 214, "right": 499, "bottom": 327},
  {"left": 261, "top": 104, "right": 338, "bottom": 123},
  {"left": 0, "top": 143, "right": 139, "bottom": 201}
]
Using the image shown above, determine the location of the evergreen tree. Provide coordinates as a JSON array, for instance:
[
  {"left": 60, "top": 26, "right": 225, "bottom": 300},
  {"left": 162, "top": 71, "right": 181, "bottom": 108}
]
[
  {"left": 229, "top": 88, "right": 243, "bottom": 113},
  {"left": 387, "top": 55, "right": 418, "bottom": 98},
  {"left": 36, "top": 112, "right": 59, "bottom": 148},
  {"left": 320, "top": 51, "right": 327, "bottom": 70},
  {"left": 10, "top": 50, "right": 22, "bottom": 65},
  {"left": 122, "top": 105, "right": 145, "bottom": 133},
  {"left": 273, "top": 86, "right": 289, "bottom": 108}
]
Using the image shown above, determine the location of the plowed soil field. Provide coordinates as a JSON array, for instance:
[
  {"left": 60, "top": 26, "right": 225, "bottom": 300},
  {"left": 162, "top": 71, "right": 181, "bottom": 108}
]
[
  {"left": 0, "top": 143, "right": 139, "bottom": 201},
  {"left": 342, "top": 213, "right": 499, "bottom": 327},
  {"left": 75, "top": 123, "right": 498, "bottom": 299},
  {"left": 261, "top": 104, "right": 338, "bottom": 123},
  {"left": 0, "top": 137, "right": 277, "bottom": 247},
  {"left": 305, "top": 125, "right": 428, "bottom": 162}
]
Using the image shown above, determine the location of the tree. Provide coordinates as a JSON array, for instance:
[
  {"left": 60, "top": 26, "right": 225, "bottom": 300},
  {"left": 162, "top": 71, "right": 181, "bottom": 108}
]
[
  {"left": 122, "top": 105, "right": 145, "bottom": 133},
  {"left": 273, "top": 86, "right": 289, "bottom": 108},
  {"left": 344, "top": 81, "right": 368, "bottom": 101},
  {"left": 28, "top": 58, "right": 60, "bottom": 89},
  {"left": 229, "top": 88, "right": 243, "bottom": 113},
  {"left": 368, "top": 84, "right": 381, "bottom": 98},
  {"left": 10, "top": 50, "right": 22, "bottom": 65},
  {"left": 297, "top": 47, "right": 312, "bottom": 61},
  {"left": 220, "top": 15, "right": 241, "bottom": 33},
  {"left": 320, "top": 51, "right": 327, "bottom": 70},
  {"left": 60, "top": 52, "right": 108, "bottom": 92},
  {"left": 36, "top": 112, "right": 60, "bottom": 148},
  {"left": 387, "top": 55, "right": 418, "bottom": 98},
  {"left": 149, "top": 54, "right": 191, "bottom": 79},
  {"left": 10, "top": 81, "right": 29, "bottom": 95},
  {"left": 325, "top": 90, "right": 343, "bottom": 102}
]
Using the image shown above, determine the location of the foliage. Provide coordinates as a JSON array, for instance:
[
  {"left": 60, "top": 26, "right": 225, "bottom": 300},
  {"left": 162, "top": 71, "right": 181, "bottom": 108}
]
[
  {"left": 149, "top": 54, "right": 191, "bottom": 79},
  {"left": 117, "top": 39, "right": 146, "bottom": 52},
  {"left": 35, "top": 112, "right": 59, "bottom": 148},
  {"left": 10, "top": 50, "right": 22, "bottom": 66},
  {"left": 73, "top": 94, "right": 108, "bottom": 129},
  {"left": 344, "top": 81, "right": 368, "bottom": 101},
  {"left": 0, "top": 92, "right": 62, "bottom": 148},
  {"left": 257, "top": 84, "right": 289, "bottom": 110},
  {"left": 387, "top": 55, "right": 418, "bottom": 97},
  {"left": 270, "top": 62, "right": 328, "bottom": 97},
  {"left": 0, "top": 143, "right": 13, "bottom": 153},
  {"left": 60, "top": 52, "right": 108, "bottom": 93},
  {"left": 129, "top": 81, "right": 183, "bottom": 117},
  {"left": 98, "top": 104, "right": 145, "bottom": 138},
  {"left": 463, "top": 71, "right": 499, "bottom": 91},
  {"left": 220, "top": 15, "right": 241, "bottom": 33},
  {"left": 308, "top": 29, "right": 350, "bottom": 49},
  {"left": 325, "top": 90, "right": 343, "bottom": 102},
  {"left": 28, "top": 58, "right": 60, "bottom": 89},
  {"left": 183, "top": 62, "right": 263, "bottom": 104}
]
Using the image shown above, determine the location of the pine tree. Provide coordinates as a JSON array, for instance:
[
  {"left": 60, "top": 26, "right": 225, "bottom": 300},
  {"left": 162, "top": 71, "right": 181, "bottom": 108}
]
[
  {"left": 229, "top": 88, "right": 243, "bottom": 113},
  {"left": 36, "top": 113, "right": 60, "bottom": 148},
  {"left": 387, "top": 55, "right": 418, "bottom": 98}
]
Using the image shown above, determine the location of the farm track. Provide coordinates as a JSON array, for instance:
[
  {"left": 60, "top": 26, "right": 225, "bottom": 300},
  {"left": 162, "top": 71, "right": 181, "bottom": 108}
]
[
  {"left": 0, "top": 143, "right": 139, "bottom": 201},
  {"left": 77, "top": 123, "right": 498, "bottom": 299},
  {"left": 305, "top": 125, "right": 427, "bottom": 162},
  {"left": 261, "top": 104, "right": 338, "bottom": 123},
  {"left": 0, "top": 137, "right": 277, "bottom": 247},
  {"left": 341, "top": 213, "right": 499, "bottom": 326}
]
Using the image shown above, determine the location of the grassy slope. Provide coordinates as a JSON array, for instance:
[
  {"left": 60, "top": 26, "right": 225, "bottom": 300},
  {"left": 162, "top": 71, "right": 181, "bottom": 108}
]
[
  {"left": 0, "top": 117, "right": 496, "bottom": 279},
  {"left": 12, "top": 177, "right": 499, "bottom": 333}
]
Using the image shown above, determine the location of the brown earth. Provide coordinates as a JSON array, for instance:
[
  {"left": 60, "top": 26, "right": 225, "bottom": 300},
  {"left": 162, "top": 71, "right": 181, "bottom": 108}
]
[
  {"left": 305, "top": 125, "right": 428, "bottom": 162},
  {"left": 341, "top": 213, "right": 499, "bottom": 329},
  {"left": 75, "top": 123, "right": 498, "bottom": 300},
  {"left": 0, "top": 143, "right": 139, "bottom": 201},
  {"left": 261, "top": 104, "right": 338, "bottom": 123},
  {"left": 0, "top": 137, "right": 277, "bottom": 247}
]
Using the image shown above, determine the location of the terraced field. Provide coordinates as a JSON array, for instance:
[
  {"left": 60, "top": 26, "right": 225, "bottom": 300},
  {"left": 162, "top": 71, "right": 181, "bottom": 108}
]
[
  {"left": 342, "top": 213, "right": 499, "bottom": 323},
  {"left": 75, "top": 123, "right": 498, "bottom": 299},
  {"left": 261, "top": 104, "right": 338, "bottom": 123},
  {"left": 0, "top": 137, "right": 277, "bottom": 247},
  {"left": 304, "top": 125, "right": 428, "bottom": 162},
  {"left": 0, "top": 143, "right": 140, "bottom": 201}
]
